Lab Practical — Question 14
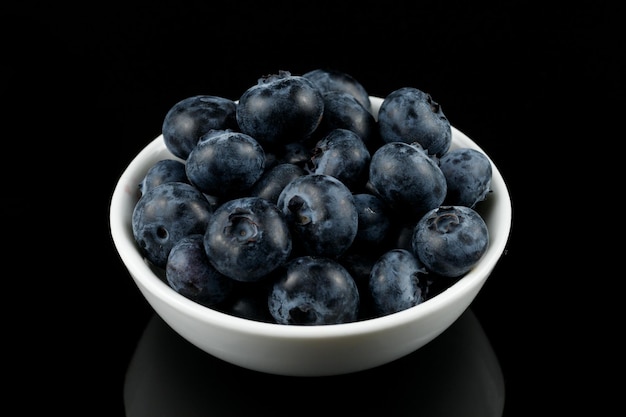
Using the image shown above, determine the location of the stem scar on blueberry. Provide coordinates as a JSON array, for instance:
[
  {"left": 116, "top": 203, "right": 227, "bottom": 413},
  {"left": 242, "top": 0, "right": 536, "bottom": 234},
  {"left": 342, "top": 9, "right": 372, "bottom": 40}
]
[
  {"left": 287, "top": 195, "right": 312, "bottom": 225},
  {"left": 156, "top": 226, "right": 169, "bottom": 241},
  {"left": 225, "top": 212, "right": 260, "bottom": 244},
  {"left": 431, "top": 209, "right": 461, "bottom": 233},
  {"left": 304, "top": 147, "right": 323, "bottom": 174}
]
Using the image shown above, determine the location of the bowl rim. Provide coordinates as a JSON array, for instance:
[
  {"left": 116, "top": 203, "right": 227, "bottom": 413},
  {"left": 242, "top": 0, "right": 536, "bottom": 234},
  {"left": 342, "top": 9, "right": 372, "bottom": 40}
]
[{"left": 109, "top": 96, "right": 512, "bottom": 340}]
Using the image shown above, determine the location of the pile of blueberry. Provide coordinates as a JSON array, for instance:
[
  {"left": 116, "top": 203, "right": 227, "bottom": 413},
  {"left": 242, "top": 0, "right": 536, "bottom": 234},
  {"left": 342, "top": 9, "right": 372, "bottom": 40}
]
[{"left": 131, "top": 69, "right": 493, "bottom": 325}]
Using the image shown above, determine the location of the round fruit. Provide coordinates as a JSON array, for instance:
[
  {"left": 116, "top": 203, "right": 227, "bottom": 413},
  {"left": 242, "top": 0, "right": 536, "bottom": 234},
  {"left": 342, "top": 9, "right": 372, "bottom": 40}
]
[
  {"left": 268, "top": 255, "right": 360, "bottom": 325},
  {"left": 439, "top": 147, "right": 492, "bottom": 208},
  {"left": 378, "top": 87, "right": 452, "bottom": 157},
  {"left": 162, "top": 95, "right": 238, "bottom": 160},
  {"left": 236, "top": 70, "right": 324, "bottom": 150},
  {"left": 368, "top": 141, "right": 447, "bottom": 221},
  {"left": 204, "top": 196, "right": 292, "bottom": 282},
  {"left": 185, "top": 129, "right": 265, "bottom": 198},
  {"left": 369, "top": 248, "right": 428, "bottom": 316},
  {"left": 411, "top": 205, "right": 489, "bottom": 278},
  {"left": 277, "top": 174, "right": 358, "bottom": 258},
  {"left": 166, "top": 234, "right": 234, "bottom": 307},
  {"left": 132, "top": 182, "right": 213, "bottom": 268}
]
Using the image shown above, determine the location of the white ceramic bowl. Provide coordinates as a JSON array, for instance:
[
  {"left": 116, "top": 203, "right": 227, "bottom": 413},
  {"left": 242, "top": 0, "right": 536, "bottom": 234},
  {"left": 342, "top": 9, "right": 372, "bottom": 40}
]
[{"left": 110, "top": 96, "right": 512, "bottom": 377}]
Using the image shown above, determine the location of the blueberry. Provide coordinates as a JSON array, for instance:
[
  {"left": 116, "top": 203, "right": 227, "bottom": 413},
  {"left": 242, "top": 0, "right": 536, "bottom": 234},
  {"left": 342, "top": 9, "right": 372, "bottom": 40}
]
[
  {"left": 411, "top": 205, "right": 489, "bottom": 278},
  {"left": 309, "top": 128, "right": 371, "bottom": 189},
  {"left": 249, "top": 163, "right": 306, "bottom": 205},
  {"left": 369, "top": 249, "right": 428, "bottom": 317},
  {"left": 302, "top": 68, "right": 371, "bottom": 111},
  {"left": 218, "top": 280, "right": 276, "bottom": 323},
  {"left": 378, "top": 87, "right": 452, "bottom": 157},
  {"left": 339, "top": 250, "right": 376, "bottom": 287},
  {"left": 185, "top": 130, "right": 265, "bottom": 198},
  {"left": 352, "top": 193, "right": 391, "bottom": 247},
  {"left": 162, "top": 95, "right": 238, "bottom": 160},
  {"left": 166, "top": 234, "right": 234, "bottom": 307},
  {"left": 439, "top": 147, "right": 493, "bottom": 208},
  {"left": 268, "top": 256, "right": 360, "bottom": 325},
  {"left": 276, "top": 141, "right": 311, "bottom": 167},
  {"left": 132, "top": 182, "right": 213, "bottom": 268},
  {"left": 315, "top": 91, "right": 377, "bottom": 147},
  {"left": 138, "top": 159, "right": 188, "bottom": 196},
  {"left": 386, "top": 222, "right": 417, "bottom": 252},
  {"left": 204, "top": 196, "right": 292, "bottom": 282},
  {"left": 236, "top": 70, "right": 324, "bottom": 150},
  {"left": 338, "top": 251, "right": 378, "bottom": 320},
  {"left": 368, "top": 141, "right": 447, "bottom": 221},
  {"left": 277, "top": 174, "right": 358, "bottom": 258}
]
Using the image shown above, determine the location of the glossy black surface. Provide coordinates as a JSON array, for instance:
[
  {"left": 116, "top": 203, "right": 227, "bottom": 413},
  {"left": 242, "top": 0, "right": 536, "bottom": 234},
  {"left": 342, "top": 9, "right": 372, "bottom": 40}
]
[
  {"left": 6, "top": 2, "right": 616, "bottom": 416},
  {"left": 125, "top": 309, "right": 504, "bottom": 417}
]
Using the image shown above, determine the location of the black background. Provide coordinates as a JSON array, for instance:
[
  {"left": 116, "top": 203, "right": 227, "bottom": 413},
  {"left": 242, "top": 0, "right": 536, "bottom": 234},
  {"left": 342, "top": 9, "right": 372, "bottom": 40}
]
[{"left": 4, "top": 2, "right": 618, "bottom": 416}]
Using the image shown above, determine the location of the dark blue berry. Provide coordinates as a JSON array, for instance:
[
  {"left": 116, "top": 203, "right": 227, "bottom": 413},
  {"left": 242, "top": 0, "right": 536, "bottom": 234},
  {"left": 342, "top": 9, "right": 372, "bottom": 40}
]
[
  {"left": 309, "top": 128, "right": 371, "bottom": 189},
  {"left": 218, "top": 280, "right": 276, "bottom": 323},
  {"left": 204, "top": 196, "right": 292, "bottom": 282},
  {"left": 132, "top": 182, "right": 213, "bottom": 268},
  {"left": 369, "top": 249, "right": 428, "bottom": 316},
  {"left": 439, "top": 147, "right": 492, "bottom": 208},
  {"left": 166, "top": 234, "right": 234, "bottom": 307},
  {"left": 369, "top": 142, "right": 447, "bottom": 221},
  {"left": 249, "top": 163, "right": 305, "bottom": 205},
  {"left": 352, "top": 193, "right": 391, "bottom": 246},
  {"left": 268, "top": 256, "right": 360, "bottom": 325},
  {"left": 378, "top": 87, "right": 451, "bottom": 157},
  {"left": 302, "top": 68, "right": 371, "bottom": 111},
  {"left": 185, "top": 130, "right": 265, "bottom": 198},
  {"left": 236, "top": 71, "right": 324, "bottom": 150},
  {"left": 139, "top": 159, "right": 188, "bottom": 196},
  {"left": 411, "top": 205, "right": 489, "bottom": 278},
  {"left": 277, "top": 174, "right": 358, "bottom": 258},
  {"left": 162, "top": 95, "right": 238, "bottom": 160},
  {"left": 315, "top": 91, "right": 377, "bottom": 147}
]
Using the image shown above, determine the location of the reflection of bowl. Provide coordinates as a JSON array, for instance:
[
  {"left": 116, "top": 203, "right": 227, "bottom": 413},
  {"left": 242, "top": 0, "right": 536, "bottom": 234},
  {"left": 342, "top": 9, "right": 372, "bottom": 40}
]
[
  {"left": 124, "top": 308, "right": 505, "bottom": 416},
  {"left": 110, "top": 96, "right": 512, "bottom": 376}
]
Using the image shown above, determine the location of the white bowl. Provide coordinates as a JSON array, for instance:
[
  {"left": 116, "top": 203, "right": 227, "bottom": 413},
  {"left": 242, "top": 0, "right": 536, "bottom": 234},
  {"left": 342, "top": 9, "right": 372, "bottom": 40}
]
[{"left": 110, "top": 96, "right": 512, "bottom": 377}]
